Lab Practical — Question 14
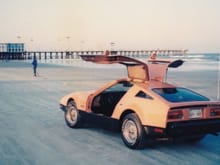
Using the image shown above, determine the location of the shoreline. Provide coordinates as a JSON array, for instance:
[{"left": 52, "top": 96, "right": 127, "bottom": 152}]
[{"left": 0, "top": 60, "right": 219, "bottom": 100}]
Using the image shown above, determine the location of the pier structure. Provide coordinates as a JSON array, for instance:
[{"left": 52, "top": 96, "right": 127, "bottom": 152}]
[{"left": 20, "top": 49, "right": 188, "bottom": 60}]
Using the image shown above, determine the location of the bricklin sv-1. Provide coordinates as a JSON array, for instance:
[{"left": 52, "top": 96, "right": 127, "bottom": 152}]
[{"left": 60, "top": 52, "right": 220, "bottom": 149}]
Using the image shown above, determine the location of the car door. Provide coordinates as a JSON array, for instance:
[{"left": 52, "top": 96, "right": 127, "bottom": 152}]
[{"left": 87, "top": 80, "right": 133, "bottom": 117}]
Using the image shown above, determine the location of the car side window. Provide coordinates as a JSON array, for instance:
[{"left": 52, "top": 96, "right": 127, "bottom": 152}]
[
  {"left": 104, "top": 81, "right": 133, "bottom": 93},
  {"left": 136, "top": 91, "right": 153, "bottom": 100}
]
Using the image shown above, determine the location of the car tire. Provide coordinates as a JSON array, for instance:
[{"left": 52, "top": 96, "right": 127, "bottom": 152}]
[
  {"left": 65, "top": 100, "right": 82, "bottom": 128},
  {"left": 121, "top": 113, "right": 147, "bottom": 149}
]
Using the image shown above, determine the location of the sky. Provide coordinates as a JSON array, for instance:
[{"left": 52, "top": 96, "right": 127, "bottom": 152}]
[{"left": 0, "top": 0, "right": 219, "bottom": 52}]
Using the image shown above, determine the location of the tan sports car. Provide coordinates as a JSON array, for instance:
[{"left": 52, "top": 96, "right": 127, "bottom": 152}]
[{"left": 60, "top": 52, "right": 220, "bottom": 149}]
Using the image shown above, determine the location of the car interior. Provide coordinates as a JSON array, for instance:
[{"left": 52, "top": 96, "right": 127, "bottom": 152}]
[{"left": 91, "top": 81, "right": 133, "bottom": 117}]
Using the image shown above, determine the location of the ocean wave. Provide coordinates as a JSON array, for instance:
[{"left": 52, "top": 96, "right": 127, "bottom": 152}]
[
  {"left": 169, "top": 61, "right": 219, "bottom": 72},
  {"left": 184, "top": 53, "right": 219, "bottom": 62}
]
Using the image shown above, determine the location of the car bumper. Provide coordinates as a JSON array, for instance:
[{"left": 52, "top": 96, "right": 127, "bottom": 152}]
[
  {"left": 166, "top": 119, "right": 220, "bottom": 137},
  {"left": 144, "top": 119, "right": 220, "bottom": 138}
]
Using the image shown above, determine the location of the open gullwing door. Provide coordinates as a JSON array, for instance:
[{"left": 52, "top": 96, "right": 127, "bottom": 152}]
[
  {"left": 147, "top": 59, "right": 184, "bottom": 81},
  {"left": 81, "top": 55, "right": 149, "bottom": 82},
  {"left": 81, "top": 52, "right": 184, "bottom": 82}
]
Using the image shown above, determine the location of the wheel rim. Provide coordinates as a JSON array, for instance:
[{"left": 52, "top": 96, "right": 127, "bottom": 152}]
[
  {"left": 122, "top": 119, "right": 138, "bottom": 145},
  {"left": 66, "top": 103, "right": 78, "bottom": 124}
]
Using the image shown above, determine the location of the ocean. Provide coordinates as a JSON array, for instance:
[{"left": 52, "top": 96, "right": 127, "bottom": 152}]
[{"left": 38, "top": 53, "right": 220, "bottom": 68}]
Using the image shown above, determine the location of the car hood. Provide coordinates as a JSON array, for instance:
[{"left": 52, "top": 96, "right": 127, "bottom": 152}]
[{"left": 59, "top": 90, "right": 94, "bottom": 106}]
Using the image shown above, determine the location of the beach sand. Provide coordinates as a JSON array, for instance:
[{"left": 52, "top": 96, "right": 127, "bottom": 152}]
[{"left": 0, "top": 61, "right": 220, "bottom": 165}]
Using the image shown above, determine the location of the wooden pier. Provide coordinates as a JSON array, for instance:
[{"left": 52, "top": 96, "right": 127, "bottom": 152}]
[{"left": 0, "top": 49, "right": 188, "bottom": 60}]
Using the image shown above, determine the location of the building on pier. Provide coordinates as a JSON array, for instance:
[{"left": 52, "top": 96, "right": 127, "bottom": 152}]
[{"left": 0, "top": 43, "right": 25, "bottom": 60}]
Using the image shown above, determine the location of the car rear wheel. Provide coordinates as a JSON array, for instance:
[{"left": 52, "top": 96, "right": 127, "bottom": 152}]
[
  {"left": 121, "top": 113, "right": 147, "bottom": 149},
  {"left": 65, "top": 100, "right": 82, "bottom": 128}
]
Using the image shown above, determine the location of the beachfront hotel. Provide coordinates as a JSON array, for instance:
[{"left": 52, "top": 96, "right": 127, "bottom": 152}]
[{"left": 0, "top": 43, "right": 25, "bottom": 60}]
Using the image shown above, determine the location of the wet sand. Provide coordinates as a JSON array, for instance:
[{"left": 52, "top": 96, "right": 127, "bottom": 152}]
[{"left": 0, "top": 61, "right": 220, "bottom": 165}]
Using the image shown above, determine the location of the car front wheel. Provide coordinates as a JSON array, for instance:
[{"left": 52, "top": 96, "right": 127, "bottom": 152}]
[
  {"left": 121, "top": 113, "right": 147, "bottom": 149},
  {"left": 65, "top": 100, "right": 82, "bottom": 128}
]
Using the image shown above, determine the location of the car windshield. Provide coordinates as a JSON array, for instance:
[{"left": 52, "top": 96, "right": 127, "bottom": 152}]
[{"left": 152, "top": 87, "right": 209, "bottom": 103}]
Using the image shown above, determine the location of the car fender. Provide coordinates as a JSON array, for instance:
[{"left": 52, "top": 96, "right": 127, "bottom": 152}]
[
  {"left": 112, "top": 97, "right": 169, "bottom": 128},
  {"left": 59, "top": 91, "right": 93, "bottom": 111}
]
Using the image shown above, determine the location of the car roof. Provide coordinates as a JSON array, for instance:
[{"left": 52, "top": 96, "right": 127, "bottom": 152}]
[{"left": 134, "top": 79, "right": 177, "bottom": 89}]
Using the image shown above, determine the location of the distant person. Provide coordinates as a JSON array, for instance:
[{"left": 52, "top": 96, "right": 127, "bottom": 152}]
[
  {"left": 150, "top": 52, "right": 157, "bottom": 60},
  {"left": 32, "top": 56, "right": 38, "bottom": 76},
  {"left": 104, "top": 50, "right": 110, "bottom": 56},
  {"left": 4, "top": 54, "right": 9, "bottom": 62}
]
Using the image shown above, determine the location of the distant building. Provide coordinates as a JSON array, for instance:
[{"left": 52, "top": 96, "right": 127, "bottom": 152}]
[{"left": 0, "top": 43, "right": 25, "bottom": 60}]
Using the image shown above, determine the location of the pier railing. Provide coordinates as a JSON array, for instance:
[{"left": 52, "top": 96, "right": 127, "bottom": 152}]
[{"left": 0, "top": 49, "right": 188, "bottom": 60}]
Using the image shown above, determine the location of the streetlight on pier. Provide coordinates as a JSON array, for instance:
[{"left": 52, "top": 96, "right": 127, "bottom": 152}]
[
  {"left": 17, "top": 36, "right": 22, "bottom": 43},
  {"left": 110, "top": 42, "right": 115, "bottom": 55},
  {"left": 66, "top": 36, "right": 70, "bottom": 51},
  {"left": 30, "top": 38, "right": 34, "bottom": 51},
  {"left": 80, "top": 40, "right": 85, "bottom": 51}
]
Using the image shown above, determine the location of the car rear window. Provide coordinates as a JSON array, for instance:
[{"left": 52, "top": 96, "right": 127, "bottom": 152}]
[{"left": 152, "top": 87, "right": 209, "bottom": 103}]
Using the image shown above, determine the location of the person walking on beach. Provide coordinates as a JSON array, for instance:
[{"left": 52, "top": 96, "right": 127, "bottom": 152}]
[{"left": 32, "top": 55, "right": 38, "bottom": 77}]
